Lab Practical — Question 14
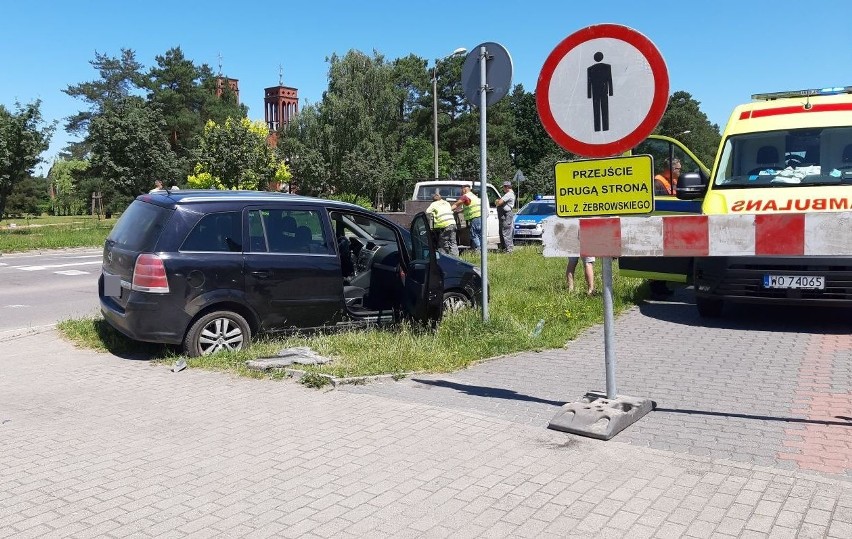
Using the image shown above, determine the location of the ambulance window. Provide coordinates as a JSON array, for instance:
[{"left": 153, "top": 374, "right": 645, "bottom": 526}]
[{"left": 673, "top": 148, "right": 702, "bottom": 177}]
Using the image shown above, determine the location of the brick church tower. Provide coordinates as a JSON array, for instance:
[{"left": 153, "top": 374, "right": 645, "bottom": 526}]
[{"left": 264, "top": 67, "right": 299, "bottom": 145}]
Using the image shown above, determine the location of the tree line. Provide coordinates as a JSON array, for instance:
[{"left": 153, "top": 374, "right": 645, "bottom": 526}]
[{"left": 0, "top": 47, "right": 722, "bottom": 218}]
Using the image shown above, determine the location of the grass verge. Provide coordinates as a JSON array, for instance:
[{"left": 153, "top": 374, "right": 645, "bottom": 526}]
[
  {"left": 57, "top": 245, "right": 649, "bottom": 380},
  {"left": 1, "top": 215, "right": 114, "bottom": 253}
]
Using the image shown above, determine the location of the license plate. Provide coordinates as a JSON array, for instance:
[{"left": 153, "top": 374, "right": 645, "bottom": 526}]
[
  {"left": 103, "top": 273, "right": 122, "bottom": 297},
  {"left": 763, "top": 274, "right": 825, "bottom": 290}
]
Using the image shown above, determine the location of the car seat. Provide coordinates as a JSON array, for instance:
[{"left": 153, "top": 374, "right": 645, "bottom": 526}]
[
  {"left": 839, "top": 144, "right": 852, "bottom": 181},
  {"left": 748, "top": 146, "right": 781, "bottom": 176},
  {"left": 281, "top": 215, "right": 297, "bottom": 235},
  {"left": 839, "top": 144, "right": 852, "bottom": 169},
  {"left": 215, "top": 215, "right": 241, "bottom": 252},
  {"left": 294, "top": 225, "right": 312, "bottom": 252}
]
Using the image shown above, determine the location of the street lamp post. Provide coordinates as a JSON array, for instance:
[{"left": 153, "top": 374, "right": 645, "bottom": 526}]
[{"left": 432, "top": 47, "right": 467, "bottom": 179}]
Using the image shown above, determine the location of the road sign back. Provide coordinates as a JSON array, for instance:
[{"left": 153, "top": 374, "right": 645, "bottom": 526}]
[{"left": 536, "top": 24, "right": 669, "bottom": 158}]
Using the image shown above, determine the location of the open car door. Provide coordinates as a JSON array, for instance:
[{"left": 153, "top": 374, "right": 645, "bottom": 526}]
[
  {"left": 619, "top": 134, "right": 711, "bottom": 284},
  {"left": 403, "top": 212, "right": 444, "bottom": 325}
]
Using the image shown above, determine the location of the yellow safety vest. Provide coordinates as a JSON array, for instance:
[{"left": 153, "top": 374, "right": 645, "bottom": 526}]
[
  {"left": 462, "top": 192, "right": 482, "bottom": 221},
  {"left": 428, "top": 199, "right": 455, "bottom": 229}
]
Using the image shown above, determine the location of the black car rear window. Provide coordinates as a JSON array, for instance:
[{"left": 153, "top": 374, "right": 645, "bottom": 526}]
[{"left": 107, "top": 200, "right": 172, "bottom": 252}]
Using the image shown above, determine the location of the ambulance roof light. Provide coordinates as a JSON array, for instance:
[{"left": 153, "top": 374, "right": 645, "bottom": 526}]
[{"left": 752, "top": 86, "right": 852, "bottom": 101}]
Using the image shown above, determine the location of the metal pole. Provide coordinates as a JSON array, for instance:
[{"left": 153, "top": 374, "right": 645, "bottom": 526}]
[
  {"left": 432, "top": 66, "right": 439, "bottom": 179},
  {"left": 479, "top": 45, "right": 489, "bottom": 322},
  {"left": 602, "top": 256, "right": 617, "bottom": 399}
]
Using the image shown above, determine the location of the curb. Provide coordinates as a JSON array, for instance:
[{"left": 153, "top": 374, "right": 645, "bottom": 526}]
[{"left": 283, "top": 368, "right": 414, "bottom": 388}]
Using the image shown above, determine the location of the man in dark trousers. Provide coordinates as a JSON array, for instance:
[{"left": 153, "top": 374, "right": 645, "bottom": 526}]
[
  {"left": 587, "top": 51, "right": 613, "bottom": 132},
  {"left": 495, "top": 181, "right": 516, "bottom": 253}
]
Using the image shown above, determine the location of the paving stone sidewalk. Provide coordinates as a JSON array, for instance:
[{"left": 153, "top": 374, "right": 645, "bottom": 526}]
[
  {"left": 343, "top": 289, "right": 852, "bottom": 479},
  {"left": 1, "top": 299, "right": 851, "bottom": 537}
]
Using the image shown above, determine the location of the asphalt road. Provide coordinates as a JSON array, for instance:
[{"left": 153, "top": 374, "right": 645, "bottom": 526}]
[{"left": 0, "top": 248, "right": 102, "bottom": 338}]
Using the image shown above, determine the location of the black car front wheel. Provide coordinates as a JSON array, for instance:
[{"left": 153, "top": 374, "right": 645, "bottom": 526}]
[
  {"left": 184, "top": 310, "right": 251, "bottom": 357},
  {"left": 443, "top": 291, "right": 473, "bottom": 313}
]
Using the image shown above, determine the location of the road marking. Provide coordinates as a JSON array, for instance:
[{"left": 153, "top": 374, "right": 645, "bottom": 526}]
[
  {"left": 3, "top": 305, "right": 29, "bottom": 308},
  {"left": 12, "top": 260, "right": 102, "bottom": 271},
  {"left": 55, "top": 270, "right": 90, "bottom": 276}
]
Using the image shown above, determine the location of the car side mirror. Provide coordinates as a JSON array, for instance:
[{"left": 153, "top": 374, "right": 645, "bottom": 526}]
[{"left": 676, "top": 171, "right": 708, "bottom": 200}]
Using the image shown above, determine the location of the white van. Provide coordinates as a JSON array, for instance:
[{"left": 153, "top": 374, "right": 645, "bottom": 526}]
[{"left": 412, "top": 180, "right": 501, "bottom": 244}]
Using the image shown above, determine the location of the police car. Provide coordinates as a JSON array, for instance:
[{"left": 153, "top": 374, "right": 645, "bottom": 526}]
[{"left": 513, "top": 195, "right": 556, "bottom": 243}]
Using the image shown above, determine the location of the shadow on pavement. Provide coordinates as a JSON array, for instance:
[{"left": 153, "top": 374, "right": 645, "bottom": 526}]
[
  {"left": 410, "top": 378, "right": 566, "bottom": 407},
  {"left": 655, "top": 407, "right": 852, "bottom": 427},
  {"left": 637, "top": 287, "right": 852, "bottom": 335}
]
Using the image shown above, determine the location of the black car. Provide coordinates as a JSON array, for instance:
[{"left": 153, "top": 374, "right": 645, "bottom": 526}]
[{"left": 99, "top": 190, "right": 481, "bottom": 356}]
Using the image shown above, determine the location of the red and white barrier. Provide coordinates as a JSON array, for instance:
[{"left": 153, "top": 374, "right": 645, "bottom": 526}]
[{"left": 542, "top": 212, "right": 852, "bottom": 257}]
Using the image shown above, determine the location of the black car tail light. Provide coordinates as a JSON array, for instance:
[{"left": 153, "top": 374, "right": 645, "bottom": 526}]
[{"left": 132, "top": 253, "right": 170, "bottom": 293}]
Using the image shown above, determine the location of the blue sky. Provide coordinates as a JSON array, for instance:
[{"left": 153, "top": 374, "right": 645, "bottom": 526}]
[{"left": 3, "top": 1, "right": 850, "bottom": 175}]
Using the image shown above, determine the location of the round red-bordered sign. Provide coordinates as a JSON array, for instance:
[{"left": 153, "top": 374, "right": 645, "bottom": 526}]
[{"left": 536, "top": 24, "right": 669, "bottom": 158}]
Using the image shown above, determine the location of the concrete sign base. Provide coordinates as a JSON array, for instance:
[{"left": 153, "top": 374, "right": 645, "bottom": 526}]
[{"left": 548, "top": 392, "right": 654, "bottom": 440}]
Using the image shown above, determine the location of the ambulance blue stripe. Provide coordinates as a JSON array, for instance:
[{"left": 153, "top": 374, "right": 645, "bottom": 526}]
[{"left": 653, "top": 200, "right": 703, "bottom": 213}]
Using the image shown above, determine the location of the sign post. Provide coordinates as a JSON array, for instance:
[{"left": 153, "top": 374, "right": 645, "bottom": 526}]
[
  {"left": 461, "top": 42, "right": 513, "bottom": 322},
  {"left": 536, "top": 24, "right": 668, "bottom": 440}
]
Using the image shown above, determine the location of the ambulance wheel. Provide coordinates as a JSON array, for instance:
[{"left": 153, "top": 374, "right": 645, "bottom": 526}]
[
  {"left": 649, "top": 280, "right": 674, "bottom": 298},
  {"left": 696, "top": 296, "right": 723, "bottom": 318}
]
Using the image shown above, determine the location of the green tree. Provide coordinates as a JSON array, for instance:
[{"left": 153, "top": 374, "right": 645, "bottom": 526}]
[
  {"left": 654, "top": 90, "right": 721, "bottom": 167},
  {"left": 5, "top": 176, "right": 50, "bottom": 217},
  {"left": 507, "top": 84, "right": 565, "bottom": 177},
  {"left": 0, "top": 100, "right": 54, "bottom": 218},
  {"left": 87, "top": 97, "right": 181, "bottom": 204},
  {"left": 188, "top": 117, "right": 281, "bottom": 190},
  {"left": 145, "top": 47, "right": 248, "bottom": 168},
  {"left": 275, "top": 106, "right": 332, "bottom": 196},
  {"left": 318, "top": 50, "right": 400, "bottom": 201},
  {"left": 48, "top": 158, "right": 88, "bottom": 215},
  {"left": 63, "top": 49, "right": 145, "bottom": 158}
]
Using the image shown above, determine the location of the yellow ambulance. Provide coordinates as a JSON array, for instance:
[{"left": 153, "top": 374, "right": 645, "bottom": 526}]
[{"left": 686, "top": 86, "right": 852, "bottom": 316}]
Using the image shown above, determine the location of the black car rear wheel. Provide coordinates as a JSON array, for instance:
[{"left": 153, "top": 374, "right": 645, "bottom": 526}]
[{"left": 184, "top": 310, "right": 251, "bottom": 357}]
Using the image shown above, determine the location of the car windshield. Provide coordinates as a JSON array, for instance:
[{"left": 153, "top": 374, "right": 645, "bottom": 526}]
[
  {"left": 340, "top": 213, "right": 397, "bottom": 241},
  {"left": 713, "top": 126, "right": 852, "bottom": 189},
  {"left": 517, "top": 201, "right": 556, "bottom": 216},
  {"left": 415, "top": 185, "right": 466, "bottom": 201}
]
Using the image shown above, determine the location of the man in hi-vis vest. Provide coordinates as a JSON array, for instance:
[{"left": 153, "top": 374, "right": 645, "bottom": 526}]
[
  {"left": 426, "top": 190, "right": 459, "bottom": 256},
  {"left": 451, "top": 184, "right": 482, "bottom": 252}
]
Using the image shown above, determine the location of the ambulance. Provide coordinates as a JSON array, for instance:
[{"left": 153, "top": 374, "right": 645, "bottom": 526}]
[{"left": 626, "top": 86, "right": 852, "bottom": 316}]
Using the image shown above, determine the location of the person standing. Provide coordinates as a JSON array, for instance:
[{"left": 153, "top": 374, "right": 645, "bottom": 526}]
[
  {"left": 451, "top": 184, "right": 482, "bottom": 252},
  {"left": 149, "top": 180, "right": 165, "bottom": 193},
  {"left": 425, "top": 191, "right": 459, "bottom": 256},
  {"left": 495, "top": 180, "right": 516, "bottom": 253},
  {"left": 567, "top": 257, "right": 595, "bottom": 295}
]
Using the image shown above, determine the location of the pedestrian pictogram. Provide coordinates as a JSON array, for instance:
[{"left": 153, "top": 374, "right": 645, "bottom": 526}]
[
  {"left": 587, "top": 51, "right": 613, "bottom": 132},
  {"left": 536, "top": 24, "right": 669, "bottom": 158}
]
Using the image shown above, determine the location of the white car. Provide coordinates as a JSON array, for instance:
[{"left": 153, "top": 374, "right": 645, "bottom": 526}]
[{"left": 412, "top": 180, "right": 500, "bottom": 244}]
